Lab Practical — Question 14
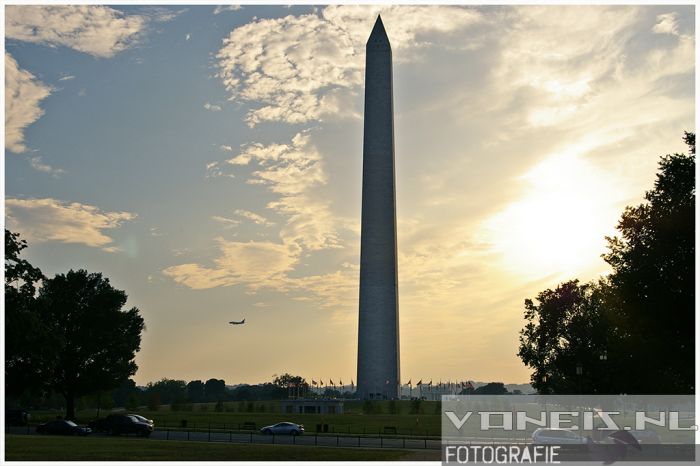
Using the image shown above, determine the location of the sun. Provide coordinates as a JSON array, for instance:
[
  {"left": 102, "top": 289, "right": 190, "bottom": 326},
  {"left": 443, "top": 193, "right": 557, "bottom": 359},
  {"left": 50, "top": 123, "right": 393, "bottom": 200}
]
[{"left": 483, "top": 149, "right": 625, "bottom": 280}]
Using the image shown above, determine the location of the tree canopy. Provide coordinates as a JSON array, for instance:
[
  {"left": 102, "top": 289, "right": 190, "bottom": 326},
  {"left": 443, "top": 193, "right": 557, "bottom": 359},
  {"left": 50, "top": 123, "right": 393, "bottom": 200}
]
[
  {"left": 518, "top": 134, "right": 695, "bottom": 394},
  {"left": 36, "top": 269, "right": 145, "bottom": 419}
]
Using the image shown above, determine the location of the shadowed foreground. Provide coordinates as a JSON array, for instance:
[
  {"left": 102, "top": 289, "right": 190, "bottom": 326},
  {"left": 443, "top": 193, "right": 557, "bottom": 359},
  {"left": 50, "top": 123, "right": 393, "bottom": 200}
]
[{"left": 5, "top": 435, "right": 438, "bottom": 461}]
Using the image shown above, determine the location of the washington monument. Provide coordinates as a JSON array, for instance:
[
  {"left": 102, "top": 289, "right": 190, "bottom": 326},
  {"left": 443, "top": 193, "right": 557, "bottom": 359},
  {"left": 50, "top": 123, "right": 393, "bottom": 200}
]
[{"left": 356, "top": 16, "right": 400, "bottom": 400}]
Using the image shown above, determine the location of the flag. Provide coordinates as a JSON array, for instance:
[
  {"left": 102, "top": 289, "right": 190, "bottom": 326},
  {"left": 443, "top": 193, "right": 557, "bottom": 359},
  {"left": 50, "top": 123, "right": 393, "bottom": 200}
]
[
  {"left": 407, "top": 379, "right": 412, "bottom": 386},
  {"left": 416, "top": 379, "right": 422, "bottom": 386},
  {"left": 351, "top": 379, "right": 354, "bottom": 389},
  {"left": 330, "top": 379, "right": 334, "bottom": 386},
  {"left": 466, "top": 381, "right": 474, "bottom": 390},
  {"left": 320, "top": 380, "right": 324, "bottom": 386},
  {"left": 340, "top": 379, "right": 343, "bottom": 386},
  {"left": 312, "top": 380, "right": 317, "bottom": 386},
  {"left": 428, "top": 380, "right": 432, "bottom": 387}
]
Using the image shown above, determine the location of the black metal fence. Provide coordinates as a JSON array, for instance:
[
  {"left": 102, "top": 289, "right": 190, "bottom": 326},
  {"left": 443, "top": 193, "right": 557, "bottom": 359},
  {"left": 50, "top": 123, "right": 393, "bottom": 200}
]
[{"left": 7, "top": 423, "right": 442, "bottom": 450}]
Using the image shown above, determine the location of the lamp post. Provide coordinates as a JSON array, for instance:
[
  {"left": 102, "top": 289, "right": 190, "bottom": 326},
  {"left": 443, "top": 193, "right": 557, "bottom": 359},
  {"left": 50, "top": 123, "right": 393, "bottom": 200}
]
[
  {"left": 599, "top": 351, "right": 608, "bottom": 394},
  {"left": 576, "top": 363, "right": 583, "bottom": 394}
]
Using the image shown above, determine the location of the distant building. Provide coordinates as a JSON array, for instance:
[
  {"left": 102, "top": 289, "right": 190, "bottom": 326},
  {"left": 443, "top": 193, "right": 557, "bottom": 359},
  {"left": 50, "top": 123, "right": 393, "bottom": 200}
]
[{"left": 279, "top": 399, "right": 344, "bottom": 415}]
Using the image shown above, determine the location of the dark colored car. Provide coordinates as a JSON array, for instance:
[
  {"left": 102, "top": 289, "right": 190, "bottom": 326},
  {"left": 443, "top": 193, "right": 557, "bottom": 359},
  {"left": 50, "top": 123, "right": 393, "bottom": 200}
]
[
  {"left": 128, "top": 414, "right": 154, "bottom": 426},
  {"left": 89, "top": 414, "right": 153, "bottom": 437},
  {"left": 36, "top": 420, "right": 91, "bottom": 436}
]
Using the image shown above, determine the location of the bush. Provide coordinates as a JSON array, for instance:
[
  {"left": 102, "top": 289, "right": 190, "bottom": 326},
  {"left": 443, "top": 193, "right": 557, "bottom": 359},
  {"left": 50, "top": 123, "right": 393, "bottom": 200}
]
[{"left": 214, "top": 400, "right": 224, "bottom": 412}]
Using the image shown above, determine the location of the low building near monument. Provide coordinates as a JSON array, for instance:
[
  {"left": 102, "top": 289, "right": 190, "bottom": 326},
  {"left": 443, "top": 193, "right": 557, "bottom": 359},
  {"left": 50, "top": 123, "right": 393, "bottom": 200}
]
[{"left": 279, "top": 398, "right": 344, "bottom": 415}]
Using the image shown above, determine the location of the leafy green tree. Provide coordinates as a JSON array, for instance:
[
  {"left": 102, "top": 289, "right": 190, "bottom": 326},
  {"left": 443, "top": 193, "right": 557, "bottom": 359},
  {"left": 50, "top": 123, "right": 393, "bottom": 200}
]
[
  {"left": 518, "top": 134, "right": 695, "bottom": 394},
  {"left": 146, "top": 378, "right": 187, "bottom": 405},
  {"left": 36, "top": 269, "right": 145, "bottom": 419},
  {"left": 518, "top": 280, "right": 613, "bottom": 394},
  {"left": 473, "top": 382, "right": 510, "bottom": 395},
  {"left": 5, "top": 229, "right": 47, "bottom": 399},
  {"left": 187, "top": 380, "right": 206, "bottom": 402},
  {"left": 602, "top": 134, "right": 695, "bottom": 393},
  {"left": 205, "top": 378, "right": 226, "bottom": 401},
  {"left": 272, "top": 373, "right": 306, "bottom": 388}
]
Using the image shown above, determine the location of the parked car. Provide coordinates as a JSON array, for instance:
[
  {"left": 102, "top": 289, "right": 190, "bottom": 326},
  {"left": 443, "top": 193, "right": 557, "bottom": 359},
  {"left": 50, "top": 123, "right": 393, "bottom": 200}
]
[
  {"left": 88, "top": 414, "right": 153, "bottom": 437},
  {"left": 260, "top": 422, "right": 304, "bottom": 435},
  {"left": 128, "top": 414, "right": 154, "bottom": 426},
  {"left": 532, "top": 428, "right": 586, "bottom": 445},
  {"left": 36, "top": 420, "right": 91, "bottom": 436}
]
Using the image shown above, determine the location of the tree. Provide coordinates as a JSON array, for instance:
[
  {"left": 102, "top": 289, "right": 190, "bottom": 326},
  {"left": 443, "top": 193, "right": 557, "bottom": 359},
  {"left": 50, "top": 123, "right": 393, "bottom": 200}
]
[
  {"left": 272, "top": 373, "right": 306, "bottom": 388},
  {"left": 146, "top": 378, "right": 187, "bottom": 405},
  {"left": 187, "top": 380, "right": 206, "bottom": 403},
  {"left": 204, "top": 378, "right": 226, "bottom": 401},
  {"left": 5, "top": 229, "right": 47, "bottom": 400},
  {"left": 517, "top": 134, "right": 695, "bottom": 394},
  {"left": 602, "top": 134, "right": 695, "bottom": 393},
  {"left": 473, "top": 382, "right": 509, "bottom": 395},
  {"left": 518, "top": 280, "right": 613, "bottom": 394},
  {"left": 36, "top": 269, "right": 145, "bottom": 419}
]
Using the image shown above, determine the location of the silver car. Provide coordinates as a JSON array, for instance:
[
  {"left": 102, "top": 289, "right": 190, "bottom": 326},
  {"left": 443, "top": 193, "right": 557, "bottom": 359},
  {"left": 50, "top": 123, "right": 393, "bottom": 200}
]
[
  {"left": 260, "top": 422, "right": 304, "bottom": 435},
  {"left": 532, "top": 428, "right": 586, "bottom": 445}
]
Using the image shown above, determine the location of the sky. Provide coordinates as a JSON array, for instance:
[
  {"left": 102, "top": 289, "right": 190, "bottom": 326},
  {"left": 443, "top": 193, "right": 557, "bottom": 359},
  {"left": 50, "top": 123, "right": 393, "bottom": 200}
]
[{"left": 4, "top": 4, "right": 695, "bottom": 387}]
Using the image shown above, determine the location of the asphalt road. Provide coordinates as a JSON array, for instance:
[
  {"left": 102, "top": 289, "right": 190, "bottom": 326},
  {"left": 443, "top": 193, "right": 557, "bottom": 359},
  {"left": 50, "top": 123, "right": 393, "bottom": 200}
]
[{"left": 7, "top": 426, "right": 443, "bottom": 450}]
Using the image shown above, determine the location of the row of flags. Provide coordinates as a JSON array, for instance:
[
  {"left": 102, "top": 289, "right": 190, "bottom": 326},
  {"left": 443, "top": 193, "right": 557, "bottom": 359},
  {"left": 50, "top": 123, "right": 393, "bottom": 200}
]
[{"left": 288, "top": 380, "right": 476, "bottom": 390}]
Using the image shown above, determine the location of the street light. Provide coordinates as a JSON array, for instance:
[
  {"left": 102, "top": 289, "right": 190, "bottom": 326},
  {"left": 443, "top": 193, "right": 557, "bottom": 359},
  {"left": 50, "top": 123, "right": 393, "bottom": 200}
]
[{"left": 576, "top": 363, "right": 583, "bottom": 394}]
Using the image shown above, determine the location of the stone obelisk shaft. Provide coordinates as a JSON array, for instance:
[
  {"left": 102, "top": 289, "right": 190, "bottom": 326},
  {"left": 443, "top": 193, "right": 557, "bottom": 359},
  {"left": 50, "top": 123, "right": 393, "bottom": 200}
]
[{"left": 357, "top": 16, "right": 400, "bottom": 400}]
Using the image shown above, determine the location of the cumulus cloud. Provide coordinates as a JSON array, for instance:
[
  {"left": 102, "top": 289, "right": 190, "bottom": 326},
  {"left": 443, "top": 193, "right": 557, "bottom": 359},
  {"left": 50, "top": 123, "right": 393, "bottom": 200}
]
[
  {"left": 652, "top": 12, "right": 679, "bottom": 35},
  {"left": 5, "top": 53, "right": 52, "bottom": 153},
  {"left": 29, "top": 156, "right": 65, "bottom": 177},
  {"left": 163, "top": 238, "right": 299, "bottom": 290},
  {"left": 224, "top": 131, "right": 339, "bottom": 250},
  {"left": 203, "top": 102, "right": 221, "bottom": 111},
  {"left": 5, "top": 198, "right": 136, "bottom": 249},
  {"left": 234, "top": 209, "right": 274, "bottom": 227},
  {"left": 216, "top": 5, "right": 483, "bottom": 126},
  {"left": 212, "top": 215, "right": 240, "bottom": 229},
  {"left": 213, "top": 5, "right": 242, "bottom": 15},
  {"left": 6, "top": 5, "right": 147, "bottom": 58}
]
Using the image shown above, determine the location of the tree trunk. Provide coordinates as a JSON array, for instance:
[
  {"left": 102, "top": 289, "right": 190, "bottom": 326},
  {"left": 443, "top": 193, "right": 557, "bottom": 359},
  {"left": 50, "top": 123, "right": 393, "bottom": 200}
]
[{"left": 65, "top": 391, "right": 76, "bottom": 421}]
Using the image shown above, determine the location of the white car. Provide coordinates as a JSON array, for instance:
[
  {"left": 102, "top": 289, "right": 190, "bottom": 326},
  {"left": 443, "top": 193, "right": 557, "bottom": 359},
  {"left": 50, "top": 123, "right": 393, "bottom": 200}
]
[
  {"left": 532, "top": 428, "right": 586, "bottom": 445},
  {"left": 260, "top": 422, "right": 304, "bottom": 435}
]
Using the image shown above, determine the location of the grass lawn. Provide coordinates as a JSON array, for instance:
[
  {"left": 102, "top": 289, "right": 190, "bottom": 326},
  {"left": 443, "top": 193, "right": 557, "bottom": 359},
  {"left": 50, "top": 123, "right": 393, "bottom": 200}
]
[{"left": 4, "top": 435, "right": 432, "bottom": 461}]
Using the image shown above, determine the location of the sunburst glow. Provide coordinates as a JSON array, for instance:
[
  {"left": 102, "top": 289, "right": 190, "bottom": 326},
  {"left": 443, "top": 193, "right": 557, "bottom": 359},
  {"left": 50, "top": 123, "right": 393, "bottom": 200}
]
[{"left": 484, "top": 149, "right": 625, "bottom": 279}]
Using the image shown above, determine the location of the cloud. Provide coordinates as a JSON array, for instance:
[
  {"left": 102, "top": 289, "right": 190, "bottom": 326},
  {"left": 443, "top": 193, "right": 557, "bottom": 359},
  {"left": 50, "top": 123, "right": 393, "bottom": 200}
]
[
  {"left": 163, "top": 238, "right": 300, "bottom": 290},
  {"left": 652, "top": 12, "right": 679, "bottom": 35},
  {"left": 29, "top": 156, "right": 65, "bottom": 177},
  {"left": 234, "top": 209, "right": 274, "bottom": 227},
  {"left": 6, "top": 5, "right": 147, "bottom": 58},
  {"left": 219, "top": 145, "right": 233, "bottom": 152},
  {"left": 216, "top": 5, "right": 483, "bottom": 126},
  {"left": 223, "top": 131, "right": 339, "bottom": 250},
  {"left": 212, "top": 215, "right": 241, "bottom": 229},
  {"left": 5, "top": 53, "right": 52, "bottom": 153},
  {"left": 58, "top": 75, "right": 75, "bottom": 81},
  {"left": 213, "top": 5, "right": 242, "bottom": 15},
  {"left": 203, "top": 102, "right": 221, "bottom": 111},
  {"left": 5, "top": 198, "right": 136, "bottom": 249},
  {"left": 185, "top": 33, "right": 192, "bottom": 41}
]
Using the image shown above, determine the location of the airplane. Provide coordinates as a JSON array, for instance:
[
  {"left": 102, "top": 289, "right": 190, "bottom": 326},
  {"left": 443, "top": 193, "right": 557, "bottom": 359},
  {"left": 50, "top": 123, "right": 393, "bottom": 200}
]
[{"left": 229, "top": 319, "right": 245, "bottom": 325}]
